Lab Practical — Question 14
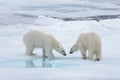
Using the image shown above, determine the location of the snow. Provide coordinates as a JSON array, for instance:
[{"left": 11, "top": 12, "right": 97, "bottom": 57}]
[{"left": 0, "top": 0, "right": 120, "bottom": 80}]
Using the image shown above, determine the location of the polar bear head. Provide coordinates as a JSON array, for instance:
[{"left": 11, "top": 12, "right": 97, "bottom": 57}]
[
  {"left": 54, "top": 44, "right": 66, "bottom": 56},
  {"left": 69, "top": 44, "right": 79, "bottom": 54},
  {"left": 52, "top": 37, "right": 66, "bottom": 56}
]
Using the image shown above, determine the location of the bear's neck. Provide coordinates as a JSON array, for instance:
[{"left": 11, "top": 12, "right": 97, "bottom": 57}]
[{"left": 53, "top": 38, "right": 59, "bottom": 48}]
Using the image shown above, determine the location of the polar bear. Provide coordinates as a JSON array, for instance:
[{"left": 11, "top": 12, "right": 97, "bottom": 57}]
[
  {"left": 69, "top": 32, "right": 102, "bottom": 61},
  {"left": 23, "top": 30, "right": 66, "bottom": 60}
]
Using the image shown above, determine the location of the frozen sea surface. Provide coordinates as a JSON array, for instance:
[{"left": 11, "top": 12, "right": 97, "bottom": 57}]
[
  {"left": 0, "top": 0, "right": 120, "bottom": 25},
  {"left": 0, "top": 0, "right": 120, "bottom": 80}
]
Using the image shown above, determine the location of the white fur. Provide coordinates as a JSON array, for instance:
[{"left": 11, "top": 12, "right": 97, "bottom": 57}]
[
  {"left": 70, "top": 32, "right": 102, "bottom": 61},
  {"left": 23, "top": 30, "right": 66, "bottom": 60}
]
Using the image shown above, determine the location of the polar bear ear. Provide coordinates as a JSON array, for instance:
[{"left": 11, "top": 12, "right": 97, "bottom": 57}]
[
  {"left": 57, "top": 46, "right": 59, "bottom": 48},
  {"left": 73, "top": 44, "right": 78, "bottom": 48},
  {"left": 56, "top": 46, "right": 60, "bottom": 49},
  {"left": 57, "top": 44, "right": 62, "bottom": 48}
]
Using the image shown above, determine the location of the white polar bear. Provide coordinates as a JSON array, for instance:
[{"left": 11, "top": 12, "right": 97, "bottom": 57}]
[
  {"left": 69, "top": 32, "right": 102, "bottom": 61},
  {"left": 23, "top": 30, "right": 66, "bottom": 60}
]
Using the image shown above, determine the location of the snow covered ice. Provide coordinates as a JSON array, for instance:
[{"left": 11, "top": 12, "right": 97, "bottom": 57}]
[{"left": 0, "top": 0, "right": 120, "bottom": 80}]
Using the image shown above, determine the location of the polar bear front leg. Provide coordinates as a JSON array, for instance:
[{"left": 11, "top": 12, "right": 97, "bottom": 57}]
[
  {"left": 42, "top": 48, "right": 48, "bottom": 58},
  {"left": 45, "top": 47, "right": 55, "bottom": 60}
]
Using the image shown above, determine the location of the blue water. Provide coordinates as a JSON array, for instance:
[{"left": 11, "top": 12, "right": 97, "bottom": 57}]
[
  {"left": 0, "top": 58, "right": 81, "bottom": 68},
  {"left": 0, "top": 58, "right": 52, "bottom": 68}
]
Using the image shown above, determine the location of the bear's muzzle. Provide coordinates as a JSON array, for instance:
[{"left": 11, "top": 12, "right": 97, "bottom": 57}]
[
  {"left": 69, "top": 51, "right": 73, "bottom": 54},
  {"left": 62, "top": 50, "right": 66, "bottom": 56}
]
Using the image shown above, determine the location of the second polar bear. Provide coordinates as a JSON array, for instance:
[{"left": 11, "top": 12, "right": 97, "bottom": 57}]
[
  {"left": 70, "top": 32, "right": 102, "bottom": 61},
  {"left": 23, "top": 30, "right": 66, "bottom": 60}
]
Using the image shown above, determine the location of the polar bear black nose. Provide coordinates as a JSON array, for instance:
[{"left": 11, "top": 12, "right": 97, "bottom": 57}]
[
  {"left": 70, "top": 51, "right": 73, "bottom": 54},
  {"left": 62, "top": 50, "right": 66, "bottom": 56},
  {"left": 63, "top": 54, "right": 66, "bottom": 56}
]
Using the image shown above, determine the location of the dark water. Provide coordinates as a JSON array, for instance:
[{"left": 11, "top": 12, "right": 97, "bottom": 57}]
[
  {"left": 0, "top": 13, "right": 37, "bottom": 26},
  {"left": 51, "top": 14, "right": 120, "bottom": 21},
  {"left": 0, "top": 3, "right": 120, "bottom": 26}
]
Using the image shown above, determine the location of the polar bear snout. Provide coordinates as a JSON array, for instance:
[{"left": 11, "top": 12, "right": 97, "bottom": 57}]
[
  {"left": 69, "top": 51, "right": 73, "bottom": 54},
  {"left": 63, "top": 53, "right": 66, "bottom": 56},
  {"left": 69, "top": 48, "right": 73, "bottom": 54},
  {"left": 69, "top": 44, "right": 79, "bottom": 54},
  {"left": 62, "top": 50, "right": 67, "bottom": 56},
  {"left": 69, "top": 49, "right": 74, "bottom": 54}
]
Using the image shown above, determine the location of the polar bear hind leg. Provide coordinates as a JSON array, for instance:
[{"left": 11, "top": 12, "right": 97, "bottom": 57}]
[
  {"left": 25, "top": 43, "right": 32, "bottom": 55},
  {"left": 25, "top": 47, "right": 36, "bottom": 56}
]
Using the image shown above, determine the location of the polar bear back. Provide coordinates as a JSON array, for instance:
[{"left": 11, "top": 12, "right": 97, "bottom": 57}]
[
  {"left": 77, "top": 32, "right": 101, "bottom": 50},
  {"left": 23, "top": 30, "right": 54, "bottom": 48}
]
